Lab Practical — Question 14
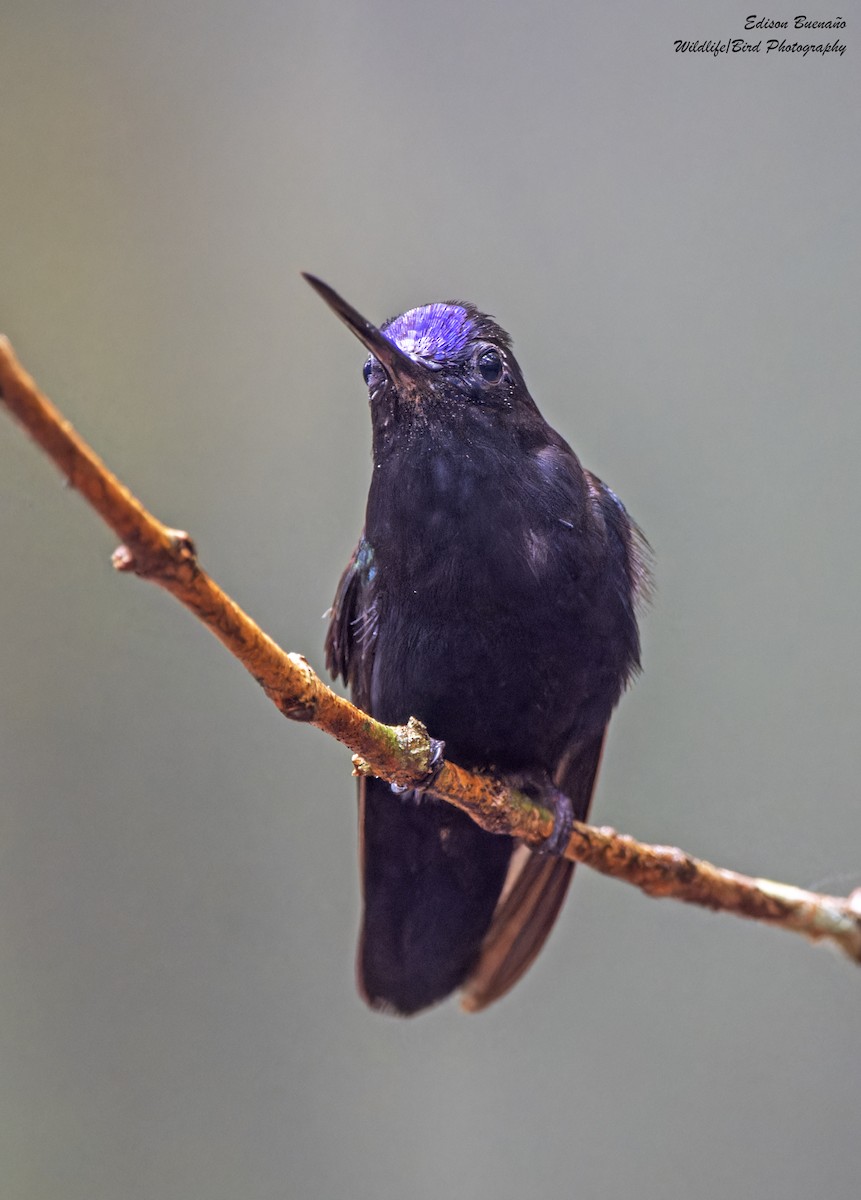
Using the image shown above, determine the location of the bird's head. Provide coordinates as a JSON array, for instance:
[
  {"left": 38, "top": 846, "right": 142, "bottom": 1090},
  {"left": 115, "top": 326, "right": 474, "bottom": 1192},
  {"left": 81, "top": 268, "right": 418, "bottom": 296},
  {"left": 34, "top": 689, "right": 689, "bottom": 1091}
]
[{"left": 303, "top": 275, "right": 539, "bottom": 447}]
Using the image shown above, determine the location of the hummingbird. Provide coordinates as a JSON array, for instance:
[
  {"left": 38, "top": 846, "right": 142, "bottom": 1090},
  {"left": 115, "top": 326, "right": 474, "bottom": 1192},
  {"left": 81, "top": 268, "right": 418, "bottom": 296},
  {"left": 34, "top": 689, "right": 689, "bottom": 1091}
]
[{"left": 305, "top": 274, "right": 649, "bottom": 1016}]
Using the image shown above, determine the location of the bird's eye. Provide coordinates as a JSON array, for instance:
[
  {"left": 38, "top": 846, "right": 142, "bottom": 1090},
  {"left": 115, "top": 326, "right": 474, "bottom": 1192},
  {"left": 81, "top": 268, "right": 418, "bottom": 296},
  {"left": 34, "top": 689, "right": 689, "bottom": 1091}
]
[
  {"left": 362, "top": 359, "right": 374, "bottom": 385},
  {"left": 476, "top": 347, "right": 503, "bottom": 384}
]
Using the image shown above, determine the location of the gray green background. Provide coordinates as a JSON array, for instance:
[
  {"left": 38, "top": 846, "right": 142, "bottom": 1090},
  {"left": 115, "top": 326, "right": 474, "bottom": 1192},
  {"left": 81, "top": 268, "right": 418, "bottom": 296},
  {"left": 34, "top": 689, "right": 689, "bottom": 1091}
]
[{"left": 2, "top": 3, "right": 859, "bottom": 1198}]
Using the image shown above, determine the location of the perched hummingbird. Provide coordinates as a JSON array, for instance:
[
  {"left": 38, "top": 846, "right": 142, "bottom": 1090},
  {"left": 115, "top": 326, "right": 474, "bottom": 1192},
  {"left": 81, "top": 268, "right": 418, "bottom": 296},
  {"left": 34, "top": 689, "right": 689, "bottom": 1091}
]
[{"left": 305, "top": 275, "right": 649, "bottom": 1016}]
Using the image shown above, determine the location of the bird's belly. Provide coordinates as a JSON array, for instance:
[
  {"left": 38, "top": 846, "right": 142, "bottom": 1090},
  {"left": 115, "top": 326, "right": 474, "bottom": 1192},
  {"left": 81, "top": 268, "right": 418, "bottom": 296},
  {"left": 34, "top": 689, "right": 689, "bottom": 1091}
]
[{"left": 369, "top": 588, "right": 611, "bottom": 771}]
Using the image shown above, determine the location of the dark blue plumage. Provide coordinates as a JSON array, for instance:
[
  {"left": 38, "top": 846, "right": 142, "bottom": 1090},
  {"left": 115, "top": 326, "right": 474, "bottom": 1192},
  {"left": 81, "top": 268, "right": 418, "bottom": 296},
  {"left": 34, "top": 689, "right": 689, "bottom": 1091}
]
[{"left": 306, "top": 276, "right": 649, "bottom": 1015}]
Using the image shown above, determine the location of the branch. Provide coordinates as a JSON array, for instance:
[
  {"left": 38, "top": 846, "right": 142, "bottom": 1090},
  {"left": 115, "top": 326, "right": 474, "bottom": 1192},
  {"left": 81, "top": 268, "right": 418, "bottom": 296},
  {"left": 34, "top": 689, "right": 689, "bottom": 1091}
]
[{"left": 2, "top": 334, "right": 860, "bottom": 967}]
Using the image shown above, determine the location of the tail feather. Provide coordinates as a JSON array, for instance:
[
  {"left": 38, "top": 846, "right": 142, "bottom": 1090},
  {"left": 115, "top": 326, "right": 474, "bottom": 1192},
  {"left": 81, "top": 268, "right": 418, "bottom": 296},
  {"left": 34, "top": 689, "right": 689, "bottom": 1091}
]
[
  {"left": 460, "top": 852, "right": 574, "bottom": 1012},
  {"left": 460, "top": 730, "right": 607, "bottom": 1012},
  {"left": 357, "top": 776, "right": 513, "bottom": 1015}
]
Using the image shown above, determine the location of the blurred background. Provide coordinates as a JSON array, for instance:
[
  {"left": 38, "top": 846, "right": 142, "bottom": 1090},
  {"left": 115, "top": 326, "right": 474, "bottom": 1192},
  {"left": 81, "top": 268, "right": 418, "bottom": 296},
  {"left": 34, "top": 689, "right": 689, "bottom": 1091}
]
[{"left": 1, "top": 2, "right": 859, "bottom": 1197}]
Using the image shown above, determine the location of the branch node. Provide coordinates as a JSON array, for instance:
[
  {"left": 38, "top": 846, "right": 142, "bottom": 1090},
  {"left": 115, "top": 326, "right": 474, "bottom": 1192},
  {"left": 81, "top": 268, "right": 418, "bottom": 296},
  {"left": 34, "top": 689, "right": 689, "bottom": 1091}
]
[
  {"left": 112, "top": 528, "right": 198, "bottom": 581},
  {"left": 279, "top": 653, "right": 318, "bottom": 721},
  {"left": 168, "top": 528, "right": 198, "bottom": 561},
  {"left": 352, "top": 754, "right": 372, "bottom": 777},
  {"left": 112, "top": 544, "right": 136, "bottom": 572},
  {"left": 396, "top": 716, "right": 445, "bottom": 787}
]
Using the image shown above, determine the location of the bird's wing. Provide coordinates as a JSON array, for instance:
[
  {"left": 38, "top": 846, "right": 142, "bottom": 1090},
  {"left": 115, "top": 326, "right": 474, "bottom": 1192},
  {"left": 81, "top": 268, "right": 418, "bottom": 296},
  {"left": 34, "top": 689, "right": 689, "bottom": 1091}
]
[
  {"left": 460, "top": 729, "right": 607, "bottom": 1012},
  {"left": 327, "top": 536, "right": 517, "bottom": 1015},
  {"left": 325, "top": 534, "right": 378, "bottom": 709}
]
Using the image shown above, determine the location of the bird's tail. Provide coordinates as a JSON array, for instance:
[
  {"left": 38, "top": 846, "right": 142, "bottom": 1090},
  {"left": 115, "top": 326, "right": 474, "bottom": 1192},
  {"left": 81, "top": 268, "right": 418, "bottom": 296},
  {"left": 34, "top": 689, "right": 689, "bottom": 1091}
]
[
  {"left": 460, "top": 730, "right": 606, "bottom": 1012},
  {"left": 356, "top": 775, "right": 513, "bottom": 1016}
]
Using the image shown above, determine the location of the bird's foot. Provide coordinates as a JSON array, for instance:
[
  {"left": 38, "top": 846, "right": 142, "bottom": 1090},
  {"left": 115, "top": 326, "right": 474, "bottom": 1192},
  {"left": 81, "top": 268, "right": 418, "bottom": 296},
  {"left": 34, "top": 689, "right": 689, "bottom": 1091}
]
[
  {"left": 537, "top": 786, "right": 574, "bottom": 856},
  {"left": 498, "top": 771, "right": 574, "bottom": 857}
]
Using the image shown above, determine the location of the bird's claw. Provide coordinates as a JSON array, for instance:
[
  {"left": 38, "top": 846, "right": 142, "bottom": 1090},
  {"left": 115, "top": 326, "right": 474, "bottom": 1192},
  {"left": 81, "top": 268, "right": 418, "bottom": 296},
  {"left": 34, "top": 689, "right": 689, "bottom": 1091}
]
[{"left": 538, "top": 787, "right": 574, "bottom": 857}]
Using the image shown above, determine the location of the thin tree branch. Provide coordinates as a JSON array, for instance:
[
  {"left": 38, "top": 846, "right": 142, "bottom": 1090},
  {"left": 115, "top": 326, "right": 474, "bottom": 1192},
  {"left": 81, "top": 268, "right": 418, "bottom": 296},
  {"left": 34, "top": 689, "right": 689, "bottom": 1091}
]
[{"left": 2, "top": 334, "right": 860, "bottom": 966}]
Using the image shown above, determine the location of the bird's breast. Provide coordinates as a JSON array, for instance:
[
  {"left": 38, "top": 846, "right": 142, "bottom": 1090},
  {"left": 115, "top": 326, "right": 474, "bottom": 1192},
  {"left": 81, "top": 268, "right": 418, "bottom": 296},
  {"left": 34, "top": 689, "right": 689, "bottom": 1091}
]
[
  {"left": 363, "top": 447, "right": 612, "bottom": 767},
  {"left": 368, "top": 444, "right": 553, "bottom": 581}
]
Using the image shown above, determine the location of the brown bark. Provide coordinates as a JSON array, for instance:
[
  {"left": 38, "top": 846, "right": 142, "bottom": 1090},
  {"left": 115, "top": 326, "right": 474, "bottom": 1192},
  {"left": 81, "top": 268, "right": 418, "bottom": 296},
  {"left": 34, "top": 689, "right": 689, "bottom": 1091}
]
[{"left": 2, "top": 334, "right": 860, "bottom": 967}]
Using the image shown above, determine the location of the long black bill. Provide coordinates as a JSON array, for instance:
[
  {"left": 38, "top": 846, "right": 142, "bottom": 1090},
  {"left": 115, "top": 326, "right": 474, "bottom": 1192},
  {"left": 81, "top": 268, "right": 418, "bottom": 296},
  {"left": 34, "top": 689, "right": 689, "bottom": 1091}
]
[{"left": 302, "top": 273, "right": 426, "bottom": 392}]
